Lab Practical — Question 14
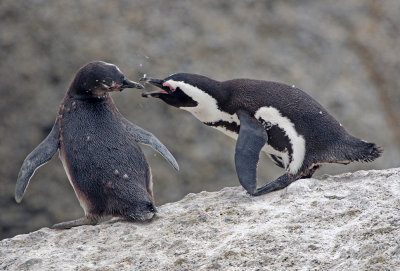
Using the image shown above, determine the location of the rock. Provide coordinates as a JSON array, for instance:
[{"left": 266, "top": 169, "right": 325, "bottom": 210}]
[
  {"left": 1, "top": 0, "right": 400, "bottom": 239},
  {"left": 1, "top": 168, "right": 399, "bottom": 270}
]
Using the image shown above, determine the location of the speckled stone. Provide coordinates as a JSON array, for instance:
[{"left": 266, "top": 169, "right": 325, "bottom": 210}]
[
  {"left": 1, "top": 0, "right": 399, "bottom": 240},
  {"left": 1, "top": 168, "right": 399, "bottom": 270}
]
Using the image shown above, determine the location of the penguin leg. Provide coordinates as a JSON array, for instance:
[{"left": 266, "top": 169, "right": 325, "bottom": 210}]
[
  {"left": 301, "top": 165, "right": 320, "bottom": 179},
  {"left": 252, "top": 174, "right": 299, "bottom": 196},
  {"left": 120, "top": 116, "right": 179, "bottom": 171},
  {"left": 52, "top": 217, "right": 98, "bottom": 229},
  {"left": 235, "top": 110, "right": 268, "bottom": 195},
  {"left": 253, "top": 165, "right": 321, "bottom": 196}
]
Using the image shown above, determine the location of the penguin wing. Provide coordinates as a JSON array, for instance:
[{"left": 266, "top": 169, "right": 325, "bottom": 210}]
[
  {"left": 121, "top": 116, "right": 179, "bottom": 171},
  {"left": 15, "top": 121, "right": 60, "bottom": 203},
  {"left": 235, "top": 110, "right": 268, "bottom": 194}
]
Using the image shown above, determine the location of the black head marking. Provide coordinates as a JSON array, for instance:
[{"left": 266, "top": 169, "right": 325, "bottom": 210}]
[
  {"left": 69, "top": 61, "right": 143, "bottom": 99},
  {"left": 141, "top": 73, "right": 221, "bottom": 108}
]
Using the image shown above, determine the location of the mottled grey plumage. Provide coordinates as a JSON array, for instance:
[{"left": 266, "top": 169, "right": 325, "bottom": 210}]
[
  {"left": 141, "top": 73, "right": 382, "bottom": 196},
  {"left": 15, "top": 122, "right": 60, "bottom": 203},
  {"left": 16, "top": 61, "right": 178, "bottom": 228}
]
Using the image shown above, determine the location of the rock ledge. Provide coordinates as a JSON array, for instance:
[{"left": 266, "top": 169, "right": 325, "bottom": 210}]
[{"left": 1, "top": 168, "right": 399, "bottom": 271}]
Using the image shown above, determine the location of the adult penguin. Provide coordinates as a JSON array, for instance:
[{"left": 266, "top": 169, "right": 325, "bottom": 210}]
[{"left": 141, "top": 73, "right": 381, "bottom": 196}]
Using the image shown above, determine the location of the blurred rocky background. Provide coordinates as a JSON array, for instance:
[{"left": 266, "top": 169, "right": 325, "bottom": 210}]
[{"left": 0, "top": 0, "right": 399, "bottom": 239}]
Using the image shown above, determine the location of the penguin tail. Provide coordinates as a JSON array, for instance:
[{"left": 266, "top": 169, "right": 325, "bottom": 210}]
[
  {"left": 345, "top": 139, "right": 383, "bottom": 163},
  {"left": 362, "top": 142, "right": 383, "bottom": 162}
]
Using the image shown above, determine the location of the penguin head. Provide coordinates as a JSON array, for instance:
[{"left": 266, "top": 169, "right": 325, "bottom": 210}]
[
  {"left": 69, "top": 61, "right": 144, "bottom": 99},
  {"left": 140, "top": 73, "right": 220, "bottom": 108}
]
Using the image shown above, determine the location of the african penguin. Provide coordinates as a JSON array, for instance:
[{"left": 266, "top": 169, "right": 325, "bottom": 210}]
[
  {"left": 15, "top": 61, "right": 179, "bottom": 229},
  {"left": 140, "top": 73, "right": 382, "bottom": 196}
]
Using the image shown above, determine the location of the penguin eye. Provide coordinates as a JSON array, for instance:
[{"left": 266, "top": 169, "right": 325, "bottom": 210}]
[
  {"left": 162, "top": 82, "right": 176, "bottom": 93},
  {"left": 99, "top": 78, "right": 112, "bottom": 88}
]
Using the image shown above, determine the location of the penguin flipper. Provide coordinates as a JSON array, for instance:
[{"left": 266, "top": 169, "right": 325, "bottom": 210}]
[
  {"left": 15, "top": 121, "right": 60, "bottom": 203},
  {"left": 235, "top": 110, "right": 268, "bottom": 195},
  {"left": 121, "top": 116, "right": 179, "bottom": 171}
]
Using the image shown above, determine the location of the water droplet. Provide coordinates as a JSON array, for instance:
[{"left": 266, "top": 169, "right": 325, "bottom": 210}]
[{"left": 114, "top": 169, "right": 120, "bottom": 176}]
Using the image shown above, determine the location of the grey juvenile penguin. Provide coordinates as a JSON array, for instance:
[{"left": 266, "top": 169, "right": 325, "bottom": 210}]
[
  {"left": 140, "top": 73, "right": 381, "bottom": 196},
  {"left": 15, "top": 61, "right": 179, "bottom": 228}
]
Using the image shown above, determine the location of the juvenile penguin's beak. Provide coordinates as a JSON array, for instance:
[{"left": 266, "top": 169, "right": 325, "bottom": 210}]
[
  {"left": 140, "top": 77, "right": 171, "bottom": 97},
  {"left": 121, "top": 78, "right": 144, "bottom": 89}
]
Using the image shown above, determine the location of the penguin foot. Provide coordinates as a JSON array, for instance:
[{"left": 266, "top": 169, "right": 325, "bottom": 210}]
[
  {"left": 52, "top": 217, "right": 98, "bottom": 229},
  {"left": 251, "top": 174, "right": 299, "bottom": 196}
]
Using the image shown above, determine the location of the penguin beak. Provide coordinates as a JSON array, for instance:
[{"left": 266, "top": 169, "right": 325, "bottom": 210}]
[
  {"left": 121, "top": 78, "right": 144, "bottom": 90},
  {"left": 140, "top": 77, "right": 163, "bottom": 88},
  {"left": 140, "top": 77, "right": 171, "bottom": 97}
]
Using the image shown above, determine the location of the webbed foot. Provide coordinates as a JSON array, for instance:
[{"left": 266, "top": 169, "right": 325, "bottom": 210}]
[
  {"left": 52, "top": 217, "right": 98, "bottom": 229},
  {"left": 251, "top": 174, "right": 299, "bottom": 196}
]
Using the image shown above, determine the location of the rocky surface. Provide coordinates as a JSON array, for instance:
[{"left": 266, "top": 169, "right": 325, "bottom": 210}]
[
  {"left": 1, "top": 168, "right": 399, "bottom": 270},
  {"left": 1, "top": 0, "right": 400, "bottom": 239}
]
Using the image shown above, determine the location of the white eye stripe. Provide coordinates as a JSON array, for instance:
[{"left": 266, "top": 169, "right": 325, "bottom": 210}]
[{"left": 166, "top": 80, "right": 239, "bottom": 124}]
